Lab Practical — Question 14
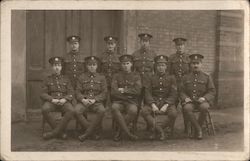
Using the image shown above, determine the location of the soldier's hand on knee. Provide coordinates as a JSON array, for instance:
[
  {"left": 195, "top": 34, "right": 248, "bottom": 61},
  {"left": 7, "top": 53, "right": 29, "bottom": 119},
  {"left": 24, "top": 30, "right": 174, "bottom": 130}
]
[
  {"left": 118, "top": 88, "right": 125, "bottom": 93},
  {"left": 198, "top": 97, "right": 206, "bottom": 103},
  {"left": 152, "top": 103, "right": 160, "bottom": 113},
  {"left": 51, "top": 99, "right": 60, "bottom": 105},
  {"left": 88, "top": 99, "right": 96, "bottom": 105},
  {"left": 160, "top": 104, "right": 168, "bottom": 113},
  {"left": 82, "top": 98, "right": 90, "bottom": 106},
  {"left": 59, "top": 98, "right": 67, "bottom": 105},
  {"left": 185, "top": 97, "right": 192, "bottom": 103}
]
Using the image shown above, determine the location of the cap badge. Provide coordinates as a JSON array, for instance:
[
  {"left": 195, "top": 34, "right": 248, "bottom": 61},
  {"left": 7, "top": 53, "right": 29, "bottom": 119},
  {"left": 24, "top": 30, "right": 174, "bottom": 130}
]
[
  {"left": 55, "top": 58, "right": 59, "bottom": 61},
  {"left": 109, "top": 37, "right": 112, "bottom": 40},
  {"left": 72, "top": 37, "right": 75, "bottom": 40},
  {"left": 160, "top": 56, "right": 164, "bottom": 59},
  {"left": 91, "top": 57, "right": 95, "bottom": 60},
  {"left": 195, "top": 56, "right": 198, "bottom": 59}
]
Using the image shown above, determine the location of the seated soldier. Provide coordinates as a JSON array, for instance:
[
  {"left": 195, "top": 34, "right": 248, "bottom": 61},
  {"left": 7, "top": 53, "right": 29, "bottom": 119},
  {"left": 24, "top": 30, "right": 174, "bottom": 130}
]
[
  {"left": 141, "top": 55, "right": 178, "bottom": 141},
  {"left": 110, "top": 54, "right": 142, "bottom": 141},
  {"left": 75, "top": 56, "right": 107, "bottom": 142},
  {"left": 41, "top": 57, "right": 75, "bottom": 140},
  {"left": 180, "top": 54, "right": 216, "bottom": 140}
]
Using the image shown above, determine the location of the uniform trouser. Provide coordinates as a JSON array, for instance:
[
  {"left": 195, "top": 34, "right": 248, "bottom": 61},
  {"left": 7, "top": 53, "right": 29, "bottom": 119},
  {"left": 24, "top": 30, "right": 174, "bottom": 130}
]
[
  {"left": 41, "top": 102, "right": 74, "bottom": 135},
  {"left": 176, "top": 80, "right": 189, "bottom": 132},
  {"left": 141, "top": 105, "right": 177, "bottom": 134},
  {"left": 75, "top": 102, "right": 106, "bottom": 136},
  {"left": 110, "top": 101, "right": 138, "bottom": 136},
  {"left": 182, "top": 102, "right": 210, "bottom": 131}
]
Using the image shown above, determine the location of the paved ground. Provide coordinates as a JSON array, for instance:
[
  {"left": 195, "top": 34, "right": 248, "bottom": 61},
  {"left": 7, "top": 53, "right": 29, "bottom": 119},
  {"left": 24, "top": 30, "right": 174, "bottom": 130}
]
[{"left": 11, "top": 107, "right": 244, "bottom": 151}]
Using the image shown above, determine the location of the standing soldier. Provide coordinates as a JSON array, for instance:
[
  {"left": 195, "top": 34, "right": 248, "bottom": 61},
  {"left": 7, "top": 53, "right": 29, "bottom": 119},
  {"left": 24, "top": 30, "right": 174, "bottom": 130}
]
[
  {"left": 168, "top": 37, "right": 190, "bottom": 133},
  {"left": 41, "top": 57, "right": 75, "bottom": 140},
  {"left": 75, "top": 56, "right": 107, "bottom": 142},
  {"left": 132, "top": 33, "right": 157, "bottom": 87},
  {"left": 132, "top": 33, "right": 157, "bottom": 130},
  {"left": 64, "top": 35, "right": 85, "bottom": 92},
  {"left": 180, "top": 54, "right": 216, "bottom": 140},
  {"left": 110, "top": 55, "right": 142, "bottom": 141},
  {"left": 141, "top": 55, "right": 178, "bottom": 141},
  {"left": 100, "top": 36, "right": 120, "bottom": 100}
]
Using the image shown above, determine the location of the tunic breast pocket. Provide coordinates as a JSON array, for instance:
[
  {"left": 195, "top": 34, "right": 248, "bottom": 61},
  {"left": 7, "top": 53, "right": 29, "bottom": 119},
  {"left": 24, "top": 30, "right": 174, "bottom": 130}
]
[
  {"left": 184, "top": 80, "right": 193, "bottom": 90},
  {"left": 126, "top": 81, "right": 134, "bottom": 88},
  {"left": 59, "top": 82, "right": 67, "bottom": 91},
  {"left": 82, "top": 80, "right": 90, "bottom": 89},
  {"left": 48, "top": 82, "right": 55, "bottom": 91},
  {"left": 197, "top": 80, "right": 206, "bottom": 92},
  {"left": 93, "top": 81, "right": 102, "bottom": 90}
]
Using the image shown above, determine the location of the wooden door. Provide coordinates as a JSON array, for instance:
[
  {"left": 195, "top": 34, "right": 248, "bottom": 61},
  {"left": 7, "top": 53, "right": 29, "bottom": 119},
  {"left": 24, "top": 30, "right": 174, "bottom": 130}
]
[{"left": 26, "top": 10, "right": 122, "bottom": 110}]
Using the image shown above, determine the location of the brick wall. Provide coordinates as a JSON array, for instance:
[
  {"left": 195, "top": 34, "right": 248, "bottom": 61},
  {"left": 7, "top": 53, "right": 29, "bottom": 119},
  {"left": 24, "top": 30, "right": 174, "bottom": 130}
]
[
  {"left": 215, "top": 10, "right": 244, "bottom": 108},
  {"left": 124, "top": 10, "right": 244, "bottom": 108},
  {"left": 134, "top": 10, "right": 218, "bottom": 74}
]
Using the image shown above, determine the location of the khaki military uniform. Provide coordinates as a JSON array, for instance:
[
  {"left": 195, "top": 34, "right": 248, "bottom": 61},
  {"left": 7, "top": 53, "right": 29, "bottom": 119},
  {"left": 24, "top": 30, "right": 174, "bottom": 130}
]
[
  {"left": 100, "top": 50, "right": 120, "bottom": 88},
  {"left": 63, "top": 51, "right": 85, "bottom": 89},
  {"left": 168, "top": 52, "right": 190, "bottom": 86},
  {"left": 41, "top": 74, "right": 74, "bottom": 137},
  {"left": 75, "top": 72, "right": 107, "bottom": 138},
  {"left": 180, "top": 71, "right": 216, "bottom": 139},
  {"left": 141, "top": 72, "right": 178, "bottom": 138},
  {"left": 180, "top": 71, "right": 216, "bottom": 106},
  {"left": 132, "top": 48, "right": 157, "bottom": 87},
  {"left": 110, "top": 71, "right": 142, "bottom": 140}
]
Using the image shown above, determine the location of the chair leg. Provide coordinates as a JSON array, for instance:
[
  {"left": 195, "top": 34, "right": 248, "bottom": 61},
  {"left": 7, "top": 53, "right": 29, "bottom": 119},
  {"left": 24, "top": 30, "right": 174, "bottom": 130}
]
[
  {"left": 205, "top": 115, "right": 210, "bottom": 135},
  {"left": 187, "top": 121, "right": 192, "bottom": 138},
  {"left": 42, "top": 116, "right": 45, "bottom": 134},
  {"left": 207, "top": 111, "right": 216, "bottom": 135}
]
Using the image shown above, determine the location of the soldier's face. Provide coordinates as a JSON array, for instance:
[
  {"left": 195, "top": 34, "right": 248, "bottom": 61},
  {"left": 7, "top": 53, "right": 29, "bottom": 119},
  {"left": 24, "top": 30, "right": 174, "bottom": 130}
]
[
  {"left": 175, "top": 44, "right": 185, "bottom": 53},
  {"left": 156, "top": 63, "right": 167, "bottom": 73},
  {"left": 140, "top": 39, "right": 150, "bottom": 49},
  {"left": 121, "top": 61, "right": 133, "bottom": 72},
  {"left": 190, "top": 61, "right": 202, "bottom": 72},
  {"left": 70, "top": 41, "right": 80, "bottom": 51},
  {"left": 52, "top": 63, "right": 62, "bottom": 75},
  {"left": 106, "top": 41, "right": 116, "bottom": 52},
  {"left": 87, "top": 63, "right": 98, "bottom": 73}
]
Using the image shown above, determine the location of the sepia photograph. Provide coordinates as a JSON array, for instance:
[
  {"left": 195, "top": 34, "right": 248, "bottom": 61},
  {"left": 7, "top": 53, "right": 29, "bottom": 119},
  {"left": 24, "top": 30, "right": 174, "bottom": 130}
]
[{"left": 1, "top": 0, "right": 249, "bottom": 160}]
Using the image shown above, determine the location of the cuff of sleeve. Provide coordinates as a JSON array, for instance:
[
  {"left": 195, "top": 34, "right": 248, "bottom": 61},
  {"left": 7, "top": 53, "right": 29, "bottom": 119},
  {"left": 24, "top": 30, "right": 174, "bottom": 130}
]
[
  {"left": 65, "top": 95, "right": 73, "bottom": 101},
  {"left": 78, "top": 95, "right": 86, "bottom": 102}
]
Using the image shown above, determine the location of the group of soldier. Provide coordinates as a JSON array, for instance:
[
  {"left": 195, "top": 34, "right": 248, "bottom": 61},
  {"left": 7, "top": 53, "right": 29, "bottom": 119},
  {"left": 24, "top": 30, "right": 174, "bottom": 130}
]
[{"left": 41, "top": 33, "right": 216, "bottom": 142}]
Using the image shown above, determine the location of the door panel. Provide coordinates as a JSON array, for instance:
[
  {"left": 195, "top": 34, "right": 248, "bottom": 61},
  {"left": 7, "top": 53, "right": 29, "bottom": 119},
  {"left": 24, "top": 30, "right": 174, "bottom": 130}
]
[{"left": 27, "top": 10, "right": 122, "bottom": 109}]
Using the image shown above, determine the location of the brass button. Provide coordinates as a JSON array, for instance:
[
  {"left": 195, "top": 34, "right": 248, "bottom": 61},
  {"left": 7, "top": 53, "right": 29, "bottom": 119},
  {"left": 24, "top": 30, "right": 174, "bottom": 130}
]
[
  {"left": 160, "top": 82, "right": 162, "bottom": 85},
  {"left": 159, "top": 98, "right": 162, "bottom": 100},
  {"left": 73, "top": 74, "right": 76, "bottom": 77},
  {"left": 160, "top": 88, "right": 162, "bottom": 90}
]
